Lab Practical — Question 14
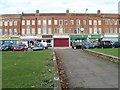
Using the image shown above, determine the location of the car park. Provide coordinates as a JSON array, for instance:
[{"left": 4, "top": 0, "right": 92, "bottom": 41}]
[
  {"left": 113, "top": 41, "right": 120, "bottom": 48},
  {"left": 32, "top": 43, "right": 44, "bottom": 51},
  {"left": 13, "top": 44, "right": 28, "bottom": 51},
  {"left": 83, "top": 42, "right": 95, "bottom": 49},
  {"left": 96, "top": 41, "right": 112, "bottom": 48}
]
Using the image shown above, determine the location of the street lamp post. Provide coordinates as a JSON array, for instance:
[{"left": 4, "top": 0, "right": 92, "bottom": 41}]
[{"left": 81, "top": 28, "right": 84, "bottom": 49}]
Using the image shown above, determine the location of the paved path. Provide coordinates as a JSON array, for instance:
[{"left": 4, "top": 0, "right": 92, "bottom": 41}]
[{"left": 54, "top": 49, "right": 118, "bottom": 88}]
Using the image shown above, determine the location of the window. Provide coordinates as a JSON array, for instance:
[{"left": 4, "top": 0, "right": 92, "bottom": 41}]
[
  {"left": 70, "top": 20, "right": 74, "bottom": 25},
  {"left": 98, "top": 20, "right": 101, "bottom": 25},
  {"left": 119, "top": 28, "right": 120, "bottom": 33},
  {"left": 105, "top": 19, "right": 108, "bottom": 25},
  {"left": 83, "top": 20, "right": 86, "bottom": 25},
  {"left": 38, "top": 28, "right": 41, "bottom": 34},
  {"left": 48, "top": 28, "right": 52, "bottom": 34},
  {"left": 4, "top": 29, "right": 7, "bottom": 35},
  {"left": 94, "top": 27, "right": 97, "bottom": 34},
  {"left": 32, "top": 28, "right": 35, "bottom": 35},
  {"left": 77, "top": 27, "right": 80, "bottom": 34},
  {"left": 54, "top": 28, "right": 58, "bottom": 33},
  {"left": 59, "top": 20, "right": 63, "bottom": 25},
  {"left": 64, "top": 28, "right": 68, "bottom": 33},
  {"left": 26, "top": 20, "right": 30, "bottom": 25},
  {"left": 105, "top": 28, "right": 109, "bottom": 33},
  {"left": 26, "top": 28, "right": 30, "bottom": 35},
  {"left": 114, "top": 19, "right": 118, "bottom": 25},
  {"left": 0, "top": 29, "right": 2, "bottom": 35},
  {"left": 93, "top": 20, "right": 97, "bottom": 25},
  {"left": 54, "top": 20, "right": 57, "bottom": 25},
  {"left": 76, "top": 20, "right": 80, "bottom": 25},
  {"left": 9, "top": 29, "right": 12, "bottom": 35},
  {"left": 64, "top": 20, "right": 68, "bottom": 25},
  {"left": 114, "top": 28, "right": 118, "bottom": 33},
  {"left": 89, "top": 28, "right": 92, "bottom": 34},
  {"left": 22, "top": 20, "right": 25, "bottom": 25},
  {"left": 84, "top": 28, "right": 86, "bottom": 34},
  {"left": 43, "top": 20, "right": 47, "bottom": 25},
  {"left": 118, "top": 19, "right": 120, "bottom": 25},
  {"left": 98, "top": 28, "right": 102, "bottom": 34},
  {"left": 89, "top": 20, "right": 92, "bottom": 25},
  {"left": 22, "top": 28, "right": 25, "bottom": 35},
  {"left": 32, "top": 20, "right": 35, "bottom": 25},
  {"left": 38, "top": 20, "right": 41, "bottom": 25},
  {"left": 43, "top": 27, "right": 46, "bottom": 34},
  {"left": 4, "top": 21, "right": 8, "bottom": 26},
  {"left": 70, "top": 28, "right": 74, "bottom": 33},
  {"left": 14, "top": 21, "right": 17, "bottom": 26},
  {"left": 14, "top": 29, "right": 18, "bottom": 35},
  {"left": 59, "top": 28, "right": 63, "bottom": 33},
  {"left": 110, "top": 20, "right": 113, "bottom": 25},
  {"left": 110, "top": 28, "right": 113, "bottom": 33},
  {"left": 9, "top": 21, "right": 12, "bottom": 26},
  {"left": 0, "top": 21, "right": 2, "bottom": 26},
  {"left": 48, "top": 20, "right": 52, "bottom": 25}
]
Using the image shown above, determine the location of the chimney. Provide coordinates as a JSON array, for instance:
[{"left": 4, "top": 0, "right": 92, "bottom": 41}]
[
  {"left": 97, "top": 10, "right": 101, "bottom": 16},
  {"left": 36, "top": 10, "right": 40, "bottom": 16}
]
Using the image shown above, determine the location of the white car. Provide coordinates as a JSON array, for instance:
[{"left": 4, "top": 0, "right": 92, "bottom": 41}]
[{"left": 41, "top": 42, "right": 48, "bottom": 49}]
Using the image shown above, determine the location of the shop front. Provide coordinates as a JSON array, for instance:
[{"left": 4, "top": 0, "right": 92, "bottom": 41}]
[
  {"left": 0, "top": 36, "right": 20, "bottom": 45},
  {"left": 88, "top": 34, "right": 103, "bottom": 42}
]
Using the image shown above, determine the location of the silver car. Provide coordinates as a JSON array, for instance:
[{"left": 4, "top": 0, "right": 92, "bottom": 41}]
[{"left": 32, "top": 43, "right": 44, "bottom": 51}]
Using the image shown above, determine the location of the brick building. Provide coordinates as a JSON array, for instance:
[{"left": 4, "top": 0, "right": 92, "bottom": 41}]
[{"left": 0, "top": 10, "right": 119, "bottom": 47}]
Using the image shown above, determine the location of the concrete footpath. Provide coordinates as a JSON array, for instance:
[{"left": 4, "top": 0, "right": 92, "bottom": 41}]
[{"left": 54, "top": 49, "right": 118, "bottom": 88}]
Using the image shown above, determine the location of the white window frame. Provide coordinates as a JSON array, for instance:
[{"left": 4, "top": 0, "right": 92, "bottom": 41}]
[
  {"left": 64, "top": 20, "right": 68, "bottom": 25},
  {"left": 59, "top": 20, "right": 63, "bottom": 25},
  {"left": 43, "top": 20, "right": 47, "bottom": 25},
  {"left": 94, "top": 27, "right": 97, "bottom": 34},
  {"left": 70, "top": 20, "right": 74, "bottom": 25},
  {"left": 22, "top": 20, "right": 25, "bottom": 25},
  {"left": 38, "top": 20, "right": 41, "bottom": 25},
  {"left": 9, "top": 21, "right": 12, "bottom": 26},
  {"left": 38, "top": 28, "right": 41, "bottom": 34},
  {"left": 110, "top": 28, "right": 113, "bottom": 33},
  {"left": 89, "top": 20, "right": 92, "bottom": 25},
  {"left": 76, "top": 20, "right": 80, "bottom": 25},
  {"left": 32, "top": 28, "right": 35, "bottom": 35},
  {"left": 26, "top": 20, "right": 30, "bottom": 25},
  {"left": 14, "top": 29, "right": 18, "bottom": 35},
  {"left": 93, "top": 20, "right": 97, "bottom": 25},
  {"left": 0, "top": 29, "right": 2, "bottom": 35},
  {"left": 4, "top": 21, "right": 8, "bottom": 26},
  {"left": 43, "top": 27, "right": 46, "bottom": 34},
  {"left": 9, "top": 29, "right": 12, "bottom": 35},
  {"left": 14, "top": 21, "right": 17, "bottom": 26},
  {"left": 98, "top": 20, "right": 101, "bottom": 25},
  {"left": 4, "top": 29, "right": 7, "bottom": 35},
  {"left": 54, "top": 20, "right": 57, "bottom": 25},
  {"left": 32, "top": 20, "right": 35, "bottom": 25},
  {"left": 26, "top": 28, "right": 30, "bottom": 35},
  {"left": 48, "top": 28, "right": 52, "bottom": 34},
  {"left": 0, "top": 21, "right": 2, "bottom": 26},
  {"left": 89, "top": 28, "right": 92, "bottom": 34},
  {"left": 48, "top": 20, "right": 52, "bottom": 25},
  {"left": 98, "top": 28, "right": 102, "bottom": 34},
  {"left": 22, "top": 28, "right": 25, "bottom": 35}
]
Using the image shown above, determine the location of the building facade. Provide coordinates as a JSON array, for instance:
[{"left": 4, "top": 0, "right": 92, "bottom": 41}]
[{"left": 0, "top": 10, "right": 119, "bottom": 47}]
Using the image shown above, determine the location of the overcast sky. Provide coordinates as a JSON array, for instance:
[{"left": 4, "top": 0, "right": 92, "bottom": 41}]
[{"left": 0, "top": 0, "right": 119, "bottom": 14}]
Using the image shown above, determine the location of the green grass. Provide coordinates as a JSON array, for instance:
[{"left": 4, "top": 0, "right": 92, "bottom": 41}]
[
  {"left": 2, "top": 50, "right": 54, "bottom": 88},
  {"left": 91, "top": 48, "right": 119, "bottom": 57}
]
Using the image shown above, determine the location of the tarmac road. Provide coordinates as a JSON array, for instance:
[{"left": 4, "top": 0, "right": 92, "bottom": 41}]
[{"left": 54, "top": 48, "right": 118, "bottom": 88}]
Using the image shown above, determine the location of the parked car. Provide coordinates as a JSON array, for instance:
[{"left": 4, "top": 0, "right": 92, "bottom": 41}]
[
  {"left": 41, "top": 41, "right": 48, "bottom": 49},
  {"left": 13, "top": 44, "right": 28, "bottom": 51},
  {"left": 0, "top": 44, "right": 13, "bottom": 51},
  {"left": 113, "top": 41, "right": 120, "bottom": 48},
  {"left": 32, "top": 43, "right": 44, "bottom": 51},
  {"left": 72, "top": 41, "right": 82, "bottom": 49},
  {"left": 83, "top": 42, "right": 95, "bottom": 49},
  {"left": 96, "top": 41, "right": 112, "bottom": 48}
]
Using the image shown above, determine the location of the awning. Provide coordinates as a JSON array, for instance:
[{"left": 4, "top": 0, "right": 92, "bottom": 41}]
[
  {"left": 89, "top": 35, "right": 102, "bottom": 39},
  {"left": 70, "top": 35, "right": 88, "bottom": 40}
]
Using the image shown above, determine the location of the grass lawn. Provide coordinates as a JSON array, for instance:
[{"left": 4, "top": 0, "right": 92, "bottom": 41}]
[
  {"left": 91, "top": 48, "right": 119, "bottom": 57},
  {"left": 2, "top": 50, "right": 54, "bottom": 88}
]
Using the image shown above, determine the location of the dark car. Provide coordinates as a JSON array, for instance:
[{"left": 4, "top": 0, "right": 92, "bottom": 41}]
[
  {"left": 96, "top": 41, "right": 112, "bottom": 48},
  {"left": 13, "top": 44, "right": 28, "bottom": 51},
  {"left": 0, "top": 44, "right": 13, "bottom": 51},
  {"left": 83, "top": 42, "right": 95, "bottom": 49},
  {"left": 32, "top": 43, "right": 44, "bottom": 51},
  {"left": 113, "top": 42, "right": 120, "bottom": 48},
  {"left": 72, "top": 41, "right": 82, "bottom": 49}
]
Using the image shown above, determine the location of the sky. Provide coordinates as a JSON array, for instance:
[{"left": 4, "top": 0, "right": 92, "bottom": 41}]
[{"left": 0, "top": 0, "right": 119, "bottom": 14}]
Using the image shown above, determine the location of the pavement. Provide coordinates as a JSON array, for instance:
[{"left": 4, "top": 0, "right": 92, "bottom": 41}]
[{"left": 54, "top": 48, "right": 118, "bottom": 88}]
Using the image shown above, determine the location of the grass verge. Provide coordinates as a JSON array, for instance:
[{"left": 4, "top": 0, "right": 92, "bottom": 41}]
[
  {"left": 91, "top": 48, "right": 119, "bottom": 57},
  {"left": 2, "top": 50, "right": 54, "bottom": 88}
]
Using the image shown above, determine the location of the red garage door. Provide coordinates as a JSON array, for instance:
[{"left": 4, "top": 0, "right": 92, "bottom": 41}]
[{"left": 54, "top": 38, "right": 69, "bottom": 47}]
